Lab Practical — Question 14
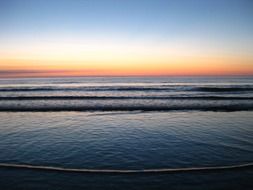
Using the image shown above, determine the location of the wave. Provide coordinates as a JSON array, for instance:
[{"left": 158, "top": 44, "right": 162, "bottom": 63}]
[
  {"left": 0, "top": 96, "right": 253, "bottom": 100},
  {"left": 0, "top": 162, "right": 252, "bottom": 174},
  {"left": 0, "top": 86, "right": 172, "bottom": 92},
  {"left": 0, "top": 104, "right": 253, "bottom": 112},
  {"left": 193, "top": 86, "right": 253, "bottom": 92},
  {"left": 1, "top": 86, "right": 253, "bottom": 92}
]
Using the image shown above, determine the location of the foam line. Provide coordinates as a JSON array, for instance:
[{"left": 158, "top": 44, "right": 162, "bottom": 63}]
[{"left": 0, "top": 162, "right": 252, "bottom": 174}]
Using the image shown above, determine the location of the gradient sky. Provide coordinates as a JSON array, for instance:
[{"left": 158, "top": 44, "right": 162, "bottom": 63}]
[{"left": 0, "top": 0, "right": 253, "bottom": 77}]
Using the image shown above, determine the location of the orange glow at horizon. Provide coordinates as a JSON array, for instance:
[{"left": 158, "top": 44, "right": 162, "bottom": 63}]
[
  {"left": 1, "top": 40, "right": 253, "bottom": 78},
  {"left": 1, "top": 55, "right": 253, "bottom": 78}
]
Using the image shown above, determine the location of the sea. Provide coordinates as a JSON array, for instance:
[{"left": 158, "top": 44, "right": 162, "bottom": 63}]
[{"left": 0, "top": 76, "right": 252, "bottom": 190}]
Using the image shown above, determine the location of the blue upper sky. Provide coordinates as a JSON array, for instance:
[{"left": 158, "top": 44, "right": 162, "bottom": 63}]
[{"left": 1, "top": 0, "right": 253, "bottom": 55}]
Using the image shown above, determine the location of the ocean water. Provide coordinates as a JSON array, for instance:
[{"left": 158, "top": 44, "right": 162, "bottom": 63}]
[{"left": 0, "top": 77, "right": 252, "bottom": 190}]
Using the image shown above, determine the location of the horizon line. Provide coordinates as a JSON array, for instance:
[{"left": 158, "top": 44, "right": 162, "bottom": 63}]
[{"left": 1, "top": 74, "right": 253, "bottom": 79}]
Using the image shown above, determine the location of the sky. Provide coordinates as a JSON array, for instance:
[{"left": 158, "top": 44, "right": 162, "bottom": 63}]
[{"left": 0, "top": 0, "right": 253, "bottom": 77}]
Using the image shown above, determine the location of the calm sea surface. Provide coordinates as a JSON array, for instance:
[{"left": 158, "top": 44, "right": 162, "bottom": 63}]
[{"left": 0, "top": 77, "right": 252, "bottom": 189}]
